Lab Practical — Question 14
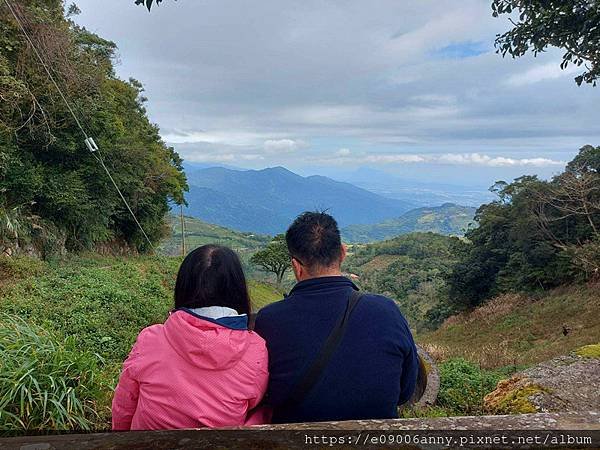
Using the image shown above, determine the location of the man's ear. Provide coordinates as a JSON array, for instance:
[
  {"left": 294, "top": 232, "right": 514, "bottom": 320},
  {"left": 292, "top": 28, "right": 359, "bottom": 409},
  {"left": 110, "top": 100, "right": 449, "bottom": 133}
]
[
  {"left": 340, "top": 244, "right": 347, "bottom": 264},
  {"left": 291, "top": 258, "right": 302, "bottom": 280}
]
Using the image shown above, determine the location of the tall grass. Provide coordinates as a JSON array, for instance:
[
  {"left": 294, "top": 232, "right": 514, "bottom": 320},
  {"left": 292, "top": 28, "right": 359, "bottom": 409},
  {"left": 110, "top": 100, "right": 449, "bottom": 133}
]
[{"left": 0, "top": 315, "right": 105, "bottom": 431}]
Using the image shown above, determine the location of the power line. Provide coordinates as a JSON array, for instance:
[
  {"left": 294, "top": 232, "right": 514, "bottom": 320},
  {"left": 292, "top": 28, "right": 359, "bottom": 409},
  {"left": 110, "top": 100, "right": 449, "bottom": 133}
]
[{"left": 3, "top": 0, "right": 155, "bottom": 251}]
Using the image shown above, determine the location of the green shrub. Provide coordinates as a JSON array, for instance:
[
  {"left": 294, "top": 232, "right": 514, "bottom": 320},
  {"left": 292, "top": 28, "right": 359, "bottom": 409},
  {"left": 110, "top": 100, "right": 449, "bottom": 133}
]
[
  {"left": 0, "top": 315, "right": 106, "bottom": 431},
  {"left": 0, "top": 256, "right": 177, "bottom": 363},
  {"left": 0, "top": 256, "right": 46, "bottom": 280},
  {"left": 437, "top": 358, "right": 503, "bottom": 415}
]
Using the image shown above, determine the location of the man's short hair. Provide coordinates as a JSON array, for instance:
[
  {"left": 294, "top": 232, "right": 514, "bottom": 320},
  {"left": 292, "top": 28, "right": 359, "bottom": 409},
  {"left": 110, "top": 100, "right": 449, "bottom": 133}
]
[{"left": 286, "top": 211, "right": 342, "bottom": 269}]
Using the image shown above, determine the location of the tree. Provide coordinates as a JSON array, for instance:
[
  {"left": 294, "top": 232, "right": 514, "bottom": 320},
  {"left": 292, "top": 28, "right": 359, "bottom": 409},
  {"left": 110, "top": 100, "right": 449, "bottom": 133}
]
[
  {"left": 250, "top": 234, "right": 291, "bottom": 286},
  {"left": 492, "top": 0, "right": 600, "bottom": 86},
  {"left": 448, "top": 145, "right": 600, "bottom": 308},
  {"left": 135, "top": 0, "right": 167, "bottom": 11},
  {"left": 0, "top": 0, "right": 187, "bottom": 255}
]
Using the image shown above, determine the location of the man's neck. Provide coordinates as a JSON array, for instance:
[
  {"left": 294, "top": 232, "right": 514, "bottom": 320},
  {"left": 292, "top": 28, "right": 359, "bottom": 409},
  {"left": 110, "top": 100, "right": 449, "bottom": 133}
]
[{"left": 297, "top": 268, "right": 343, "bottom": 282}]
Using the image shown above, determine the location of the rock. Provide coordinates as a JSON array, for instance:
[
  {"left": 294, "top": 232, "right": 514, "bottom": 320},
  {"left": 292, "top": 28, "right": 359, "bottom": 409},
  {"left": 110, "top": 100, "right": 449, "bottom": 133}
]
[{"left": 484, "top": 344, "right": 600, "bottom": 414}]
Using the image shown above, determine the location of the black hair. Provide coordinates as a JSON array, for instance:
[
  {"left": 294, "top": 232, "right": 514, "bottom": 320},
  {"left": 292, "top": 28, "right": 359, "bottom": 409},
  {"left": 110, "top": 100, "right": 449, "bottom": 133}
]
[
  {"left": 286, "top": 211, "right": 342, "bottom": 270},
  {"left": 174, "top": 245, "right": 251, "bottom": 315}
]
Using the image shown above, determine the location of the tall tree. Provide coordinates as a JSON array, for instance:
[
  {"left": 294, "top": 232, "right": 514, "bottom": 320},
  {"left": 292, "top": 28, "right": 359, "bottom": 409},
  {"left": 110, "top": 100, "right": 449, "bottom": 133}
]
[
  {"left": 0, "top": 0, "right": 187, "bottom": 256},
  {"left": 492, "top": 0, "right": 600, "bottom": 85},
  {"left": 250, "top": 234, "right": 291, "bottom": 286},
  {"left": 448, "top": 145, "right": 600, "bottom": 308}
]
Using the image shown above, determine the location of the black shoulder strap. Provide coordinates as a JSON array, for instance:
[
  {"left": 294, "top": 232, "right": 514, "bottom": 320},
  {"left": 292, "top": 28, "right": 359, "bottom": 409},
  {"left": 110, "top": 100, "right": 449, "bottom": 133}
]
[{"left": 277, "top": 289, "right": 363, "bottom": 414}]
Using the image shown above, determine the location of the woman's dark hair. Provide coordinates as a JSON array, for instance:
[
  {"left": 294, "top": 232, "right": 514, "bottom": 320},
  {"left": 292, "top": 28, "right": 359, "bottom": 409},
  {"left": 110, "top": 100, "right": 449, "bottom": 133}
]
[{"left": 174, "top": 245, "right": 251, "bottom": 315}]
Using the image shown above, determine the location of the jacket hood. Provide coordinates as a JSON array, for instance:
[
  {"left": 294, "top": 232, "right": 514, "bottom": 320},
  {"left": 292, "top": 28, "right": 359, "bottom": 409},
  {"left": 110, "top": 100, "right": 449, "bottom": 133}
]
[{"left": 163, "top": 310, "right": 250, "bottom": 370}]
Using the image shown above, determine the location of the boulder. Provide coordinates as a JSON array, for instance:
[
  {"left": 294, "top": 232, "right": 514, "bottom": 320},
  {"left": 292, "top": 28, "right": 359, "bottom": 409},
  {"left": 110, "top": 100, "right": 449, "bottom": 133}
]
[{"left": 484, "top": 344, "right": 600, "bottom": 414}]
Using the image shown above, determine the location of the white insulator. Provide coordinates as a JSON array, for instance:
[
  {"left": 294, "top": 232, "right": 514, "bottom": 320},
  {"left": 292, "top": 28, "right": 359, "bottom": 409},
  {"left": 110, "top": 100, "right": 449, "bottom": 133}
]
[{"left": 85, "top": 137, "right": 99, "bottom": 152}]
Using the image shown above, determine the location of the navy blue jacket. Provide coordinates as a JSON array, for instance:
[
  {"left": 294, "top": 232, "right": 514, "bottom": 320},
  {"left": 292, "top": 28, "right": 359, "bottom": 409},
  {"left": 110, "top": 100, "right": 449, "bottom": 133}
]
[{"left": 254, "top": 276, "right": 418, "bottom": 423}]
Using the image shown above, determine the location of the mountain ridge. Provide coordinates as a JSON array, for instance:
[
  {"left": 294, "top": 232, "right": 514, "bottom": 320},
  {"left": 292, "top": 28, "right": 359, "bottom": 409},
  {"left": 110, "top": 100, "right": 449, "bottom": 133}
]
[
  {"left": 342, "top": 203, "right": 477, "bottom": 243},
  {"left": 184, "top": 166, "right": 415, "bottom": 234}
]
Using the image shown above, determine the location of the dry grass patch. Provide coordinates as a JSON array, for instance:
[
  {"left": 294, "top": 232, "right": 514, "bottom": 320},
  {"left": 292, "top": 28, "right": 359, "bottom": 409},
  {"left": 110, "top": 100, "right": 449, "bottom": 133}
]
[{"left": 418, "top": 285, "right": 600, "bottom": 369}]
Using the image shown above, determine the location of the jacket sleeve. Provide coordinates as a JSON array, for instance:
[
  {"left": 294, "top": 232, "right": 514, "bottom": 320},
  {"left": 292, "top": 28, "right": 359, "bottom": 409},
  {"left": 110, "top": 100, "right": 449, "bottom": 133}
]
[
  {"left": 244, "top": 335, "right": 271, "bottom": 425},
  {"left": 397, "top": 316, "right": 419, "bottom": 406},
  {"left": 111, "top": 336, "right": 143, "bottom": 430}
]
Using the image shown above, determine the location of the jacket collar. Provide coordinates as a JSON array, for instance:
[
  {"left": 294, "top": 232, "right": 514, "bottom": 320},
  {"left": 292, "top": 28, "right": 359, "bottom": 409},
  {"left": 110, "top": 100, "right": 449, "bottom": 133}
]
[
  {"left": 176, "top": 307, "right": 249, "bottom": 330},
  {"left": 288, "top": 275, "right": 358, "bottom": 297}
]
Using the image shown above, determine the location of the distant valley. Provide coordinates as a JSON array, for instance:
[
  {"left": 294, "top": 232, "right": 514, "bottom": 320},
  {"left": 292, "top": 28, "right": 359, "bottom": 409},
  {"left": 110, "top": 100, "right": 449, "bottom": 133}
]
[
  {"left": 181, "top": 164, "right": 479, "bottom": 239},
  {"left": 341, "top": 203, "right": 477, "bottom": 243},
  {"left": 331, "top": 167, "right": 495, "bottom": 207}
]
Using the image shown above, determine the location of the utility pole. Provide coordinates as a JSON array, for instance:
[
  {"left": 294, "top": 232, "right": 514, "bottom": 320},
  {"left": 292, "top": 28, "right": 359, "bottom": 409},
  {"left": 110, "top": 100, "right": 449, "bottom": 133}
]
[{"left": 180, "top": 204, "right": 186, "bottom": 256}]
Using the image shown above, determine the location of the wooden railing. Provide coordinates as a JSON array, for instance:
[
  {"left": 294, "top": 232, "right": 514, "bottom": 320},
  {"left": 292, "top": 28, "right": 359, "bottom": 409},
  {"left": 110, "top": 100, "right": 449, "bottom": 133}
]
[{"left": 0, "top": 412, "right": 598, "bottom": 449}]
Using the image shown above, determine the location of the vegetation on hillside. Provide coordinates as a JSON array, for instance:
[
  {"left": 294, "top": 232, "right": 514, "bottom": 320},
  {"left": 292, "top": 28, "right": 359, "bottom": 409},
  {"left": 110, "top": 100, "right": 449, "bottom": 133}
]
[
  {"left": 250, "top": 234, "right": 291, "bottom": 287},
  {"left": 160, "top": 215, "right": 271, "bottom": 279},
  {"left": 0, "top": 315, "right": 106, "bottom": 431},
  {"left": 419, "top": 284, "right": 600, "bottom": 369},
  {"left": 342, "top": 203, "right": 476, "bottom": 243},
  {"left": 344, "top": 233, "right": 466, "bottom": 331},
  {"left": 0, "top": 1, "right": 187, "bottom": 257},
  {"left": 0, "top": 254, "right": 282, "bottom": 430},
  {"left": 447, "top": 145, "right": 600, "bottom": 310},
  {"left": 161, "top": 215, "right": 270, "bottom": 258}
]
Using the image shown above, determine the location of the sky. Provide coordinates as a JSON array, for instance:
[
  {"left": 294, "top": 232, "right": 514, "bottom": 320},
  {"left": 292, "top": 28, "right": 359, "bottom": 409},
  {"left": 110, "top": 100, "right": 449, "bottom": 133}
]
[{"left": 74, "top": 0, "right": 600, "bottom": 187}]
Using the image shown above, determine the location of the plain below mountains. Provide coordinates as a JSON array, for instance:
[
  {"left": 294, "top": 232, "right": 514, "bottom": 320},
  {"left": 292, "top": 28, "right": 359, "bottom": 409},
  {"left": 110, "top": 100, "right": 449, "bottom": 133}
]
[
  {"left": 184, "top": 166, "right": 415, "bottom": 234},
  {"left": 341, "top": 203, "right": 477, "bottom": 243}
]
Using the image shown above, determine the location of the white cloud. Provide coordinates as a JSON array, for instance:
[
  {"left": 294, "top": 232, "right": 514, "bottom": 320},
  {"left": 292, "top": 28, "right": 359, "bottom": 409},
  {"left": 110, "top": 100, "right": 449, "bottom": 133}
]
[
  {"left": 264, "top": 139, "right": 304, "bottom": 153},
  {"left": 74, "top": 0, "right": 598, "bottom": 184},
  {"left": 163, "top": 130, "right": 269, "bottom": 146},
  {"left": 436, "top": 153, "right": 565, "bottom": 167},
  {"left": 184, "top": 152, "right": 265, "bottom": 163},
  {"left": 506, "top": 62, "right": 580, "bottom": 86},
  {"left": 335, "top": 148, "right": 351, "bottom": 156},
  {"left": 322, "top": 152, "right": 565, "bottom": 167}
]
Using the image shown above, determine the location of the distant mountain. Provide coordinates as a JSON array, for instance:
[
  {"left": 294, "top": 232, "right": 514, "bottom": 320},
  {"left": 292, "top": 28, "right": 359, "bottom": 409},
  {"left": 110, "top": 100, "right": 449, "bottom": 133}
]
[
  {"left": 341, "top": 203, "right": 477, "bottom": 243},
  {"left": 183, "top": 166, "right": 414, "bottom": 234}
]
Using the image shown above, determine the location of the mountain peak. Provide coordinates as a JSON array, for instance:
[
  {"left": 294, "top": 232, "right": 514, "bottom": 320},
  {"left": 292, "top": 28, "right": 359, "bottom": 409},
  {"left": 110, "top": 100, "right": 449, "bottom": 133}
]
[{"left": 259, "top": 166, "right": 297, "bottom": 175}]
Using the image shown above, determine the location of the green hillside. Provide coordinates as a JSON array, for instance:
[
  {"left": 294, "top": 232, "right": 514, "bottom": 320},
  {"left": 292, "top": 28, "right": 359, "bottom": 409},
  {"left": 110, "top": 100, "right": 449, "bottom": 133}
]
[
  {"left": 344, "top": 232, "right": 465, "bottom": 331},
  {"left": 0, "top": 255, "right": 282, "bottom": 429},
  {"left": 419, "top": 284, "right": 600, "bottom": 369},
  {"left": 160, "top": 215, "right": 270, "bottom": 257},
  {"left": 159, "top": 215, "right": 274, "bottom": 281},
  {"left": 342, "top": 203, "right": 476, "bottom": 243}
]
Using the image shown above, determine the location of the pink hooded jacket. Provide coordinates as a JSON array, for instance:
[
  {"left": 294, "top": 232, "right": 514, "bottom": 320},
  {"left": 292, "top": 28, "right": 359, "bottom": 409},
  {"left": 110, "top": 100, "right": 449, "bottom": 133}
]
[{"left": 111, "top": 309, "right": 269, "bottom": 430}]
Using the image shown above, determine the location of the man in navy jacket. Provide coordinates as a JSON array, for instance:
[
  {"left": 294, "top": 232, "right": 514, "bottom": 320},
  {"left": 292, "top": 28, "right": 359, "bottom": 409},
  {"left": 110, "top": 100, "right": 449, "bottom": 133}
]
[{"left": 254, "top": 211, "right": 418, "bottom": 423}]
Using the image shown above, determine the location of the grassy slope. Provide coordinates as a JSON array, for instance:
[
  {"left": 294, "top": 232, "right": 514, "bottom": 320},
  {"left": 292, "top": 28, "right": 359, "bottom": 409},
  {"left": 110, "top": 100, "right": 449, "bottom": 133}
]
[
  {"left": 0, "top": 255, "right": 281, "bottom": 363},
  {"left": 418, "top": 284, "right": 600, "bottom": 369},
  {"left": 0, "top": 255, "right": 282, "bottom": 426},
  {"left": 160, "top": 215, "right": 271, "bottom": 257}
]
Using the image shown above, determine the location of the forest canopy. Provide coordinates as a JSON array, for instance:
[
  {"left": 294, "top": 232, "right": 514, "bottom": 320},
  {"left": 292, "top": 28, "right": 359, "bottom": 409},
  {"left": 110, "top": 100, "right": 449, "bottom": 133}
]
[
  {"left": 448, "top": 145, "right": 600, "bottom": 308},
  {"left": 0, "top": 0, "right": 187, "bottom": 256}
]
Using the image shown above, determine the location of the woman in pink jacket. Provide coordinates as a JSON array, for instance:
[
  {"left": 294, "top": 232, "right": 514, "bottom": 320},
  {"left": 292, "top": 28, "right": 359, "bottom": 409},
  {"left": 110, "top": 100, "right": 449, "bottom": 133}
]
[{"left": 112, "top": 245, "right": 269, "bottom": 430}]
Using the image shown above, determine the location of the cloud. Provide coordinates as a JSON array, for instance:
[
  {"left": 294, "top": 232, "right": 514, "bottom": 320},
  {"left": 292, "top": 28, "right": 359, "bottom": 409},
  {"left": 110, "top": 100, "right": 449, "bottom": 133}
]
[
  {"left": 74, "top": 0, "right": 598, "bottom": 185},
  {"left": 183, "top": 150, "right": 265, "bottom": 163},
  {"left": 264, "top": 139, "right": 304, "bottom": 153},
  {"left": 506, "top": 62, "right": 581, "bottom": 86},
  {"left": 162, "top": 130, "right": 269, "bottom": 146},
  {"left": 435, "top": 153, "right": 565, "bottom": 167},
  {"left": 335, "top": 148, "right": 351, "bottom": 156},
  {"left": 321, "top": 152, "right": 565, "bottom": 167}
]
